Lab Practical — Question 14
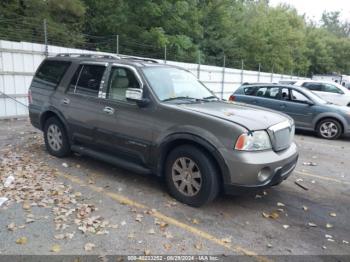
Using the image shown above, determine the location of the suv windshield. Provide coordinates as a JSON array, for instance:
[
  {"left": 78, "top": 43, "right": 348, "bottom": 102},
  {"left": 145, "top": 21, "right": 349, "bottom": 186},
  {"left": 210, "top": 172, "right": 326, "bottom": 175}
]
[{"left": 142, "top": 67, "right": 217, "bottom": 102}]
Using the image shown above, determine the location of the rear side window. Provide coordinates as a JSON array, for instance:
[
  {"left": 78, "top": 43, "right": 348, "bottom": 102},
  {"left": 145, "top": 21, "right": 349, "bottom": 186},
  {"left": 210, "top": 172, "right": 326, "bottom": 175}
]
[
  {"left": 302, "top": 82, "right": 322, "bottom": 91},
  {"left": 33, "top": 60, "right": 71, "bottom": 90},
  {"left": 69, "top": 64, "right": 106, "bottom": 97}
]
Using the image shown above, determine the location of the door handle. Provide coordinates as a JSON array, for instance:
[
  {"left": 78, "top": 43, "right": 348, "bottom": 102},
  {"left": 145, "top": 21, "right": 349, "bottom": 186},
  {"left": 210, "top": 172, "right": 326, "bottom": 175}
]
[
  {"left": 103, "top": 106, "right": 115, "bottom": 115},
  {"left": 62, "top": 98, "right": 70, "bottom": 105}
]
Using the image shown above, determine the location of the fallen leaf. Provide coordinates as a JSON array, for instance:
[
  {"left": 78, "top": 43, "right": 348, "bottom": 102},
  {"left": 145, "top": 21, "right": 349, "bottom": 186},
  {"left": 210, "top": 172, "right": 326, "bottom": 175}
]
[
  {"left": 7, "top": 223, "right": 16, "bottom": 231},
  {"left": 192, "top": 219, "right": 199, "bottom": 224},
  {"left": 343, "top": 240, "right": 349, "bottom": 244},
  {"left": 51, "top": 244, "right": 61, "bottom": 253},
  {"left": 267, "top": 243, "right": 272, "bottom": 248},
  {"left": 221, "top": 237, "right": 232, "bottom": 243},
  {"left": 327, "top": 238, "right": 335, "bottom": 242},
  {"left": 54, "top": 234, "right": 65, "bottom": 240},
  {"left": 159, "top": 222, "right": 168, "bottom": 230},
  {"left": 84, "top": 243, "right": 95, "bottom": 251},
  {"left": 135, "top": 214, "right": 143, "bottom": 222},
  {"left": 16, "top": 237, "right": 28, "bottom": 245},
  {"left": 62, "top": 163, "right": 68, "bottom": 168},
  {"left": 163, "top": 243, "right": 172, "bottom": 250},
  {"left": 308, "top": 222, "right": 317, "bottom": 227},
  {"left": 121, "top": 221, "right": 126, "bottom": 226},
  {"left": 329, "top": 212, "right": 336, "bottom": 217},
  {"left": 22, "top": 201, "right": 31, "bottom": 210},
  {"left": 26, "top": 218, "right": 35, "bottom": 224},
  {"left": 194, "top": 243, "right": 203, "bottom": 250},
  {"left": 144, "top": 249, "right": 151, "bottom": 255},
  {"left": 262, "top": 211, "right": 279, "bottom": 219},
  {"left": 164, "top": 231, "right": 173, "bottom": 239},
  {"left": 302, "top": 206, "right": 308, "bottom": 211},
  {"left": 283, "top": 225, "right": 290, "bottom": 229},
  {"left": 322, "top": 246, "right": 327, "bottom": 250},
  {"left": 325, "top": 234, "right": 333, "bottom": 239},
  {"left": 277, "top": 202, "right": 285, "bottom": 207},
  {"left": 147, "top": 228, "right": 155, "bottom": 234},
  {"left": 326, "top": 223, "right": 333, "bottom": 229}
]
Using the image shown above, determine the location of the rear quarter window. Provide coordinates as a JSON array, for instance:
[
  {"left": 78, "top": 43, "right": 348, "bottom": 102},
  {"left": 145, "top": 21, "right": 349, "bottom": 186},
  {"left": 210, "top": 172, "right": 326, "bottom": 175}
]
[{"left": 32, "top": 60, "right": 71, "bottom": 90}]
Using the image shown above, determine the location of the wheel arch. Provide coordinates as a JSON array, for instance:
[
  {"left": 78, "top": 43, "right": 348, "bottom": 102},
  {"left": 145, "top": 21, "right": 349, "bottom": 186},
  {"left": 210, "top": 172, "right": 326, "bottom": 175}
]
[
  {"left": 155, "top": 134, "right": 230, "bottom": 186},
  {"left": 314, "top": 115, "right": 345, "bottom": 134},
  {"left": 40, "top": 108, "right": 70, "bottom": 139}
]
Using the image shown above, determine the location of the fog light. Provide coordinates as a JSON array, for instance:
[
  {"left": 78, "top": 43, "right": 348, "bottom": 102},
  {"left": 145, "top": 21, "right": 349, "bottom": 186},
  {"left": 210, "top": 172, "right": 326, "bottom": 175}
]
[{"left": 258, "top": 167, "right": 272, "bottom": 182}]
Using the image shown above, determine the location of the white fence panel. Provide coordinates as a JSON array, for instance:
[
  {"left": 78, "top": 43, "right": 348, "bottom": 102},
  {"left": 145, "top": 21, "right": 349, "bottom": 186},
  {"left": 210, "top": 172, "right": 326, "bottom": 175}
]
[{"left": 0, "top": 39, "right": 309, "bottom": 119}]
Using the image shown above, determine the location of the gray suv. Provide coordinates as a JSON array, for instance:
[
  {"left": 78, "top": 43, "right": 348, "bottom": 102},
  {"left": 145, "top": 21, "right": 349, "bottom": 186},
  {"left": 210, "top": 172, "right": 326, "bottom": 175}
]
[{"left": 28, "top": 54, "right": 298, "bottom": 207}]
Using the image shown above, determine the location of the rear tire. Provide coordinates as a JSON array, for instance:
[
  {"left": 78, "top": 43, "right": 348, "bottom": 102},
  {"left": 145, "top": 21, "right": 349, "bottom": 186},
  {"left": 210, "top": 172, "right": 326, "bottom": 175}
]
[
  {"left": 316, "top": 118, "right": 342, "bottom": 140},
  {"left": 164, "top": 145, "right": 219, "bottom": 207},
  {"left": 43, "top": 117, "right": 71, "bottom": 157}
]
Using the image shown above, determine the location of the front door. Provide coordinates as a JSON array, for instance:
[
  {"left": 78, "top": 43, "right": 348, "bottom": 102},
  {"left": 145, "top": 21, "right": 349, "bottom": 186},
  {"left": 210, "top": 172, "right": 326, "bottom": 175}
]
[
  {"left": 94, "top": 64, "right": 155, "bottom": 165},
  {"left": 280, "top": 89, "right": 314, "bottom": 129}
]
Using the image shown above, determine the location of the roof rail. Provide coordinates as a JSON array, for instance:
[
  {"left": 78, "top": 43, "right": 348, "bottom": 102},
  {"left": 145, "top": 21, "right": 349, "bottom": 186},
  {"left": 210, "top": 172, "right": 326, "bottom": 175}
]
[
  {"left": 120, "top": 55, "right": 159, "bottom": 63},
  {"left": 56, "top": 53, "right": 121, "bottom": 60}
]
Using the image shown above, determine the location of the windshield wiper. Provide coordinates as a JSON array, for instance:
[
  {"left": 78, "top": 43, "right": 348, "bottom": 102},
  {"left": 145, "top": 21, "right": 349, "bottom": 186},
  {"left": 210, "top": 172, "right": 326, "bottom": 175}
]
[{"left": 162, "top": 96, "right": 198, "bottom": 102}]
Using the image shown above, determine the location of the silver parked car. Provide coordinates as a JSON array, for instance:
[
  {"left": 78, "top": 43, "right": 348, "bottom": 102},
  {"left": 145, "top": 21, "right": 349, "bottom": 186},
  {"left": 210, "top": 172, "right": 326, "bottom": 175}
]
[
  {"left": 293, "top": 80, "right": 350, "bottom": 107},
  {"left": 29, "top": 54, "right": 298, "bottom": 207},
  {"left": 232, "top": 84, "right": 350, "bottom": 139}
]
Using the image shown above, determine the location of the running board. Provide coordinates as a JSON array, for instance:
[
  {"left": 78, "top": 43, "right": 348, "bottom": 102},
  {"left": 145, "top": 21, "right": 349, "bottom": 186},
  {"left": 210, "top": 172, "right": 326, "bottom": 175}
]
[{"left": 71, "top": 145, "right": 152, "bottom": 175}]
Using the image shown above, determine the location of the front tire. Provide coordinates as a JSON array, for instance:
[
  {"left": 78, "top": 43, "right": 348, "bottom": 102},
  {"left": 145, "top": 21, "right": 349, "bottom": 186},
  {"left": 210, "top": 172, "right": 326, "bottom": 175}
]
[
  {"left": 164, "top": 145, "right": 219, "bottom": 207},
  {"left": 316, "top": 118, "right": 342, "bottom": 140},
  {"left": 43, "top": 117, "right": 71, "bottom": 157}
]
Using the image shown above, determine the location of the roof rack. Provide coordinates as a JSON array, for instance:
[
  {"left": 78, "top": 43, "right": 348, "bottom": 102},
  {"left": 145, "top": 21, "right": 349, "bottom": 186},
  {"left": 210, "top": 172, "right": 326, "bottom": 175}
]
[
  {"left": 119, "top": 55, "right": 159, "bottom": 63},
  {"left": 56, "top": 53, "right": 121, "bottom": 60}
]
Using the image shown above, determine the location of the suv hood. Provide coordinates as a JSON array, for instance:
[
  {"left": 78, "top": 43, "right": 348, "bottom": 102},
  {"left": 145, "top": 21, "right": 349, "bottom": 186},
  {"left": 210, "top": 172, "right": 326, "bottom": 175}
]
[{"left": 180, "top": 101, "right": 290, "bottom": 131}]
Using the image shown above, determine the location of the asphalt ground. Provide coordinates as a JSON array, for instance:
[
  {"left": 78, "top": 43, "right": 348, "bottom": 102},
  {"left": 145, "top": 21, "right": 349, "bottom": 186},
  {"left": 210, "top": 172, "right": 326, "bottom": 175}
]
[{"left": 0, "top": 119, "right": 349, "bottom": 261}]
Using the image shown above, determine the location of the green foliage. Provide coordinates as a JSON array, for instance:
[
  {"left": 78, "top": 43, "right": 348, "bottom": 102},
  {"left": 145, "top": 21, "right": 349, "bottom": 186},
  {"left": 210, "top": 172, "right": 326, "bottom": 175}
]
[{"left": 1, "top": 0, "right": 350, "bottom": 75}]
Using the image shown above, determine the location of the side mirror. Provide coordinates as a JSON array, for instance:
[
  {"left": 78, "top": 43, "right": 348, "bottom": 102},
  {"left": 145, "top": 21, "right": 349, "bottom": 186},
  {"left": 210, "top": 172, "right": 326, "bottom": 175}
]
[
  {"left": 305, "top": 100, "right": 315, "bottom": 106},
  {"left": 126, "top": 88, "right": 149, "bottom": 107}
]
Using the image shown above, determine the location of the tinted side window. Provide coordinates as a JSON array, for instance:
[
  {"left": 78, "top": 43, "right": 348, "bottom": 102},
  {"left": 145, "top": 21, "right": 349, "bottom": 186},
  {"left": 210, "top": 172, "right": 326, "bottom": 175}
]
[
  {"left": 323, "top": 84, "right": 342, "bottom": 94},
  {"left": 107, "top": 67, "right": 140, "bottom": 101},
  {"left": 255, "top": 87, "right": 267, "bottom": 97},
  {"left": 268, "top": 87, "right": 280, "bottom": 99},
  {"left": 33, "top": 60, "right": 70, "bottom": 90},
  {"left": 69, "top": 65, "right": 106, "bottom": 97},
  {"left": 243, "top": 86, "right": 257, "bottom": 95},
  {"left": 291, "top": 90, "right": 310, "bottom": 103},
  {"left": 302, "top": 82, "right": 322, "bottom": 91}
]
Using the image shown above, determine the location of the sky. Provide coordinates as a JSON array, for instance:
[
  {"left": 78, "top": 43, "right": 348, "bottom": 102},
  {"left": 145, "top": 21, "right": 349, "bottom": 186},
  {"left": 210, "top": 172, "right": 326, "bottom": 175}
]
[{"left": 269, "top": 0, "right": 350, "bottom": 22}]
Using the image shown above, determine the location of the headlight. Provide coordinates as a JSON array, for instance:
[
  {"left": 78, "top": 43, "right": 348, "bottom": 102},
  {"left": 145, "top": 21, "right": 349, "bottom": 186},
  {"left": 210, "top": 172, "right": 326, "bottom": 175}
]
[{"left": 235, "top": 131, "right": 272, "bottom": 151}]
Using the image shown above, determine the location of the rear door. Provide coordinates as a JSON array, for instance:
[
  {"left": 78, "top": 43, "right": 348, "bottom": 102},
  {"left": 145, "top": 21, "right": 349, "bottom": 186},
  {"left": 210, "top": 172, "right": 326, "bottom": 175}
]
[{"left": 60, "top": 62, "right": 108, "bottom": 145}]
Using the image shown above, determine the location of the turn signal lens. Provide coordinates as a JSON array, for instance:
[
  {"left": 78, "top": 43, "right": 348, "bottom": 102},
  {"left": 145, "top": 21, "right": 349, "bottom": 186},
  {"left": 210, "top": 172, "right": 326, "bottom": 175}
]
[{"left": 235, "top": 131, "right": 272, "bottom": 151}]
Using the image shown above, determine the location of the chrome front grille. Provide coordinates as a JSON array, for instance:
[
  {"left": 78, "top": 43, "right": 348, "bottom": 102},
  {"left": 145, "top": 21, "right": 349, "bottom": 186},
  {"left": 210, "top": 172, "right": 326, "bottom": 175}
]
[{"left": 268, "top": 120, "right": 295, "bottom": 152}]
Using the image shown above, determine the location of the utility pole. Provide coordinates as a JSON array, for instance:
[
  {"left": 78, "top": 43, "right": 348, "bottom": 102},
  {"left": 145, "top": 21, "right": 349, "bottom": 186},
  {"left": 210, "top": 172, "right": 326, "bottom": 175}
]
[
  {"left": 43, "top": 19, "right": 48, "bottom": 57},
  {"left": 221, "top": 54, "right": 226, "bottom": 99},
  {"left": 240, "top": 59, "right": 244, "bottom": 84},
  {"left": 164, "top": 45, "right": 167, "bottom": 64},
  {"left": 116, "top": 35, "right": 119, "bottom": 55},
  {"left": 197, "top": 50, "right": 201, "bottom": 79}
]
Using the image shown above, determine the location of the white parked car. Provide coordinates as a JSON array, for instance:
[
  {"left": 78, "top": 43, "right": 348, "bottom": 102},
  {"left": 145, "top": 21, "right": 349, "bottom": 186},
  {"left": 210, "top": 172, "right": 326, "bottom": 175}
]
[{"left": 293, "top": 80, "right": 350, "bottom": 106}]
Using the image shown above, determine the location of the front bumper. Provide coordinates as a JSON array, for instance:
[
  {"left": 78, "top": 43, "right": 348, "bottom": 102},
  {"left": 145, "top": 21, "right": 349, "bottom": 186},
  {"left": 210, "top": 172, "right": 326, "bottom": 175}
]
[{"left": 221, "top": 142, "right": 298, "bottom": 194}]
